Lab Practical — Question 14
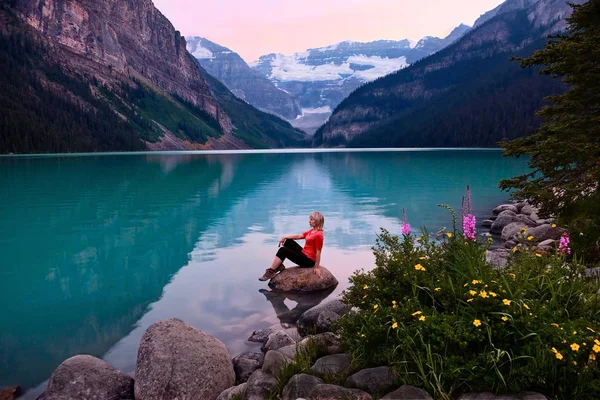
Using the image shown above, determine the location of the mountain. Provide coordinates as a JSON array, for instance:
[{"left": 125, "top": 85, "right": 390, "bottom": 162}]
[
  {"left": 186, "top": 36, "right": 301, "bottom": 120},
  {"left": 0, "top": 0, "right": 307, "bottom": 154},
  {"left": 314, "top": 0, "right": 583, "bottom": 148},
  {"left": 250, "top": 25, "right": 471, "bottom": 134}
]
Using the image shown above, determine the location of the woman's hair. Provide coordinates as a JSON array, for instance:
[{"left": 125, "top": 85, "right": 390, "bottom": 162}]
[{"left": 310, "top": 211, "right": 325, "bottom": 230}]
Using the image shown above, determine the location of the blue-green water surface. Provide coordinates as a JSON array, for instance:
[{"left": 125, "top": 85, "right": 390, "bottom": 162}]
[{"left": 0, "top": 150, "right": 528, "bottom": 397}]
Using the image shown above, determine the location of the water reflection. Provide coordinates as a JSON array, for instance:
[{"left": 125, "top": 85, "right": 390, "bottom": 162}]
[{"left": 258, "top": 287, "right": 336, "bottom": 327}]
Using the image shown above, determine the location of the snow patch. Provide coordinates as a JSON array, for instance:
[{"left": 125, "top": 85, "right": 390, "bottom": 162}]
[
  {"left": 187, "top": 39, "right": 214, "bottom": 60},
  {"left": 302, "top": 106, "right": 332, "bottom": 114},
  {"left": 408, "top": 39, "right": 418, "bottom": 49},
  {"left": 348, "top": 55, "right": 409, "bottom": 81}
]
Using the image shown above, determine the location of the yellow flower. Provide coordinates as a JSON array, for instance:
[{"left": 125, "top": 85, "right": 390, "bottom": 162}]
[
  {"left": 467, "top": 298, "right": 474, "bottom": 303},
  {"left": 592, "top": 344, "right": 600, "bottom": 353},
  {"left": 535, "top": 253, "right": 542, "bottom": 257},
  {"left": 523, "top": 304, "right": 530, "bottom": 310},
  {"left": 463, "top": 283, "right": 469, "bottom": 287},
  {"left": 489, "top": 291, "right": 498, "bottom": 297},
  {"left": 552, "top": 347, "right": 558, "bottom": 353},
  {"left": 363, "top": 294, "right": 368, "bottom": 299},
  {"left": 361, "top": 333, "right": 366, "bottom": 338},
  {"left": 416, "top": 237, "right": 422, "bottom": 242},
  {"left": 392, "top": 300, "right": 397, "bottom": 305},
  {"left": 446, "top": 233, "right": 453, "bottom": 238},
  {"left": 512, "top": 247, "right": 518, "bottom": 253},
  {"left": 419, "top": 256, "right": 427, "bottom": 260},
  {"left": 434, "top": 287, "right": 441, "bottom": 292},
  {"left": 392, "top": 322, "right": 398, "bottom": 329},
  {"left": 509, "top": 273, "right": 516, "bottom": 279},
  {"left": 555, "top": 352, "right": 564, "bottom": 360},
  {"left": 414, "top": 264, "right": 426, "bottom": 271},
  {"left": 503, "top": 299, "right": 512, "bottom": 306},
  {"left": 590, "top": 353, "right": 597, "bottom": 361},
  {"left": 473, "top": 319, "right": 482, "bottom": 327},
  {"left": 571, "top": 343, "right": 580, "bottom": 352},
  {"left": 479, "top": 290, "right": 489, "bottom": 298},
  {"left": 595, "top": 339, "right": 600, "bottom": 345},
  {"left": 527, "top": 235, "right": 534, "bottom": 241},
  {"left": 586, "top": 327, "right": 596, "bottom": 333},
  {"left": 363, "top": 284, "right": 369, "bottom": 290},
  {"left": 472, "top": 280, "right": 482, "bottom": 284},
  {"left": 487, "top": 237, "right": 493, "bottom": 243},
  {"left": 551, "top": 323, "right": 559, "bottom": 328},
  {"left": 412, "top": 311, "right": 423, "bottom": 316},
  {"left": 552, "top": 224, "right": 557, "bottom": 228},
  {"left": 419, "top": 315, "right": 426, "bottom": 321},
  {"left": 573, "top": 361, "right": 577, "bottom": 366},
  {"left": 502, "top": 316, "right": 509, "bottom": 322},
  {"left": 469, "top": 290, "right": 477, "bottom": 296},
  {"left": 520, "top": 228, "right": 527, "bottom": 233},
  {"left": 580, "top": 232, "right": 584, "bottom": 236}
]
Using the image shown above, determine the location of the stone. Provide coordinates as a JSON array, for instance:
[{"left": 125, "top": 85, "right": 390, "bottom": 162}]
[
  {"left": 457, "top": 392, "right": 547, "bottom": 400},
  {"left": 381, "top": 385, "right": 433, "bottom": 399},
  {"left": 45, "top": 355, "right": 133, "bottom": 400},
  {"left": 242, "top": 370, "right": 278, "bottom": 400},
  {"left": 527, "top": 224, "right": 565, "bottom": 242},
  {"left": 345, "top": 366, "right": 396, "bottom": 396},
  {"left": 310, "top": 354, "right": 353, "bottom": 376},
  {"left": 493, "top": 204, "right": 519, "bottom": 214},
  {"left": 297, "top": 299, "right": 351, "bottom": 337},
  {"left": 309, "top": 384, "right": 373, "bottom": 400},
  {"left": 315, "top": 309, "right": 341, "bottom": 334},
  {"left": 261, "top": 350, "right": 292, "bottom": 376},
  {"left": 520, "top": 204, "right": 536, "bottom": 215},
  {"left": 262, "top": 330, "right": 296, "bottom": 352},
  {"left": 0, "top": 387, "right": 22, "bottom": 400},
  {"left": 268, "top": 266, "right": 338, "bottom": 292},
  {"left": 504, "top": 240, "right": 518, "bottom": 249},
  {"left": 217, "top": 383, "right": 247, "bottom": 400},
  {"left": 233, "top": 352, "right": 264, "bottom": 384},
  {"left": 481, "top": 219, "right": 494, "bottom": 228},
  {"left": 486, "top": 249, "right": 509, "bottom": 269},
  {"left": 298, "top": 332, "right": 342, "bottom": 355},
  {"left": 277, "top": 344, "right": 298, "bottom": 360},
  {"left": 282, "top": 373, "right": 323, "bottom": 400},
  {"left": 501, "top": 222, "right": 530, "bottom": 241},
  {"left": 248, "top": 328, "right": 278, "bottom": 344},
  {"left": 135, "top": 318, "right": 235, "bottom": 400}
]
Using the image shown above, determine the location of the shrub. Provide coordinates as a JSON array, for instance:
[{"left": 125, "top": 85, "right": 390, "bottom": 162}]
[{"left": 336, "top": 212, "right": 600, "bottom": 399}]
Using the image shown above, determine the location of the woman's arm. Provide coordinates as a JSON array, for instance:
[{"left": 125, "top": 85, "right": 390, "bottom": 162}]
[
  {"left": 278, "top": 233, "right": 304, "bottom": 246},
  {"left": 313, "top": 249, "right": 322, "bottom": 276}
]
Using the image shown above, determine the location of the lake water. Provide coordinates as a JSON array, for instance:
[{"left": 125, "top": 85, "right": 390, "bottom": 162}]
[{"left": 0, "top": 149, "right": 528, "bottom": 397}]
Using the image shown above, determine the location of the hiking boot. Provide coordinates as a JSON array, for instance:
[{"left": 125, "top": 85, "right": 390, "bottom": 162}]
[{"left": 258, "top": 268, "right": 278, "bottom": 281}]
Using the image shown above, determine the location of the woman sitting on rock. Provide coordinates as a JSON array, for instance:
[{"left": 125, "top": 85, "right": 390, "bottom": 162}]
[{"left": 259, "top": 211, "right": 324, "bottom": 281}]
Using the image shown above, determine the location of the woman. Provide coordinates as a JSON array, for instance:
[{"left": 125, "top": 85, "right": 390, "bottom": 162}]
[{"left": 259, "top": 211, "right": 324, "bottom": 281}]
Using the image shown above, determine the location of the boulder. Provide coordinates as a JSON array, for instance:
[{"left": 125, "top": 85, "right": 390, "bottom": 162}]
[
  {"left": 493, "top": 204, "right": 519, "bottom": 214},
  {"left": 520, "top": 204, "right": 537, "bottom": 215},
  {"left": 504, "top": 240, "right": 518, "bottom": 249},
  {"left": 277, "top": 344, "right": 298, "bottom": 360},
  {"left": 242, "top": 370, "right": 278, "bottom": 400},
  {"left": 217, "top": 383, "right": 247, "bottom": 400},
  {"left": 248, "top": 328, "right": 278, "bottom": 344},
  {"left": 381, "top": 385, "right": 433, "bottom": 399},
  {"left": 261, "top": 350, "right": 292, "bottom": 376},
  {"left": 261, "top": 330, "right": 296, "bottom": 352},
  {"left": 309, "top": 384, "right": 373, "bottom": 400},
  {"left": 268, "top": 266, "right": 338, "bottom": 292},
  {"left": 298, "top": 332, "right": 342, "bottom": 355},
  {"left": 297, "top": 299, "right": 351, "bottom": 336},
  {"left": 345, "top": 366, "right": 396, "bottom": 396},
  {"left": 45, "top": 355, "right": 133, "bottom": 400},
  {"left": 457, "top": 392, "right": 547, "bottom": 400},
  {"left": 501, "top": 222, "right": 529, "bottom": 242},
  {"left": 135, "top": 318, "right": 235, "bottom": 400},
  {"left": 282, "top": 373, "right": 323, "bottom": 400},
  {"left": 480, "top": 219, "right": 494, "bottom": 228},
  {"left": 232, "top": 352, "right": 264, "bottom": 384},
  {"left": 310, "top": 354, "right": 353, "bottom": 376},
  {"left": 486, "top": 249, "right": 509, "bottom": 269},
  {"left": 0, "top": 386, "right": 22, "bottom": 400}
]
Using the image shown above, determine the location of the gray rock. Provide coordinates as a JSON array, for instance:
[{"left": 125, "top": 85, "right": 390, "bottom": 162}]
[
  {"left": 310, "top": 354, "right": 353, "bottom": 376},
  {"left": 501, "top": 222, "right": 529, "bottom": 241},
  {"left": 297, "top": 299, "right": 351, "bottom": 337},
  {"left": 504, "top": 240, "right": 518, "bottom": 249},
  {"left": 316, "top": 309, "right": 341, "bottom": 333},
  {"left": 135, "top": 318, "right": 235, "bottom": 400},
  {"left": 45, "top": 355, "right": 133, "bottom": 400},
  {"left": 381, "top": 384, "right": 433, "bottom": 399},
  {"left": 282, "top": 373, "right": 323, "bottom": 400},
  {"left": 345, "top": 366, "right": 396, "bottom": 396},
  {"left": 261, "top": 350, "right": 292, "bottom": 376},
  {"left": 486, "top": 249, "right": 509, "bottom": 269},
  {"left": 526, "top": 224, "right": 565, "bottom": 242},
  {"left": 242, "top": 370, "right": 278, "bottom": 400},
  {"left": 490, "top": 213, "right": 520, "bottom": 234},
  {"left": 493, "top": 204, "right": 519, "bottom": 214},
  {"left": 233, "top": 352, "right": 264, "bottom": 384},
  {"left": 277, "top": 344, "right": 298, "bottom": 360},
  {"left": 538, "top": 239, "right": 556, "bottom": 247},
  {"left": 262, "top": 330, "right": 296, "bottom": 352},
  {"left": 217, "top": 383, "right": 247, "bottom": 400},
  {"left": 268, "top": 266, "right": 338, "bottom": 292},
  {"left": 248, "top": 328, "right": 277, "bottom": 344},
  {"left": 520, "top": 204, "right": 536, "bottom": 215},
  {"left": 0, "top": 386, "right": 22, "bottom": 400},
  {"left": 481, "top": 219, "right": 494, "bottom": 228},
  {"left": 298, "top": 332, "right": 342, "bottom": 355},
  {"left": 457, "top": 392, "right": 547, "bottom": 400},
  {"left": 309, "top": 384, "right": 373, "bottom": 400}
]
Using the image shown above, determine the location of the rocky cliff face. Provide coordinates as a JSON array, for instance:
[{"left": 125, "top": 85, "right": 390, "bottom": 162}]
[{"left": 187, "top": 36, "right": 301, "bottom": 120}]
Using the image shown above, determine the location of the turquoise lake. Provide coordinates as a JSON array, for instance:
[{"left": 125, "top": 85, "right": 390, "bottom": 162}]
[{"left": 0, "top": 149, "right": 529, "bottom": 397}]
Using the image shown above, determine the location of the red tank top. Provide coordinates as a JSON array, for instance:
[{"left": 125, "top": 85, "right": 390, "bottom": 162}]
[{"left": 302, "top": 229, "right": 324, "bottom": 261}]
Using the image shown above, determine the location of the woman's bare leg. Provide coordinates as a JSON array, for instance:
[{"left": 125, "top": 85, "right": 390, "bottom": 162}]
[{"left": 269, "top": 256, "right": 283, "bottom": 271}]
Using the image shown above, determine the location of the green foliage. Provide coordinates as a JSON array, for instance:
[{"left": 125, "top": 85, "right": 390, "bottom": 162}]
[
  {"left": 337, "top": 226, "right": 600, "bottom": 399},
  {"left": 269, "top": 339, "right": 323, "bottom": 400},
  {"left": 500, "top": 1, "right": 600, "bottom": 262}
]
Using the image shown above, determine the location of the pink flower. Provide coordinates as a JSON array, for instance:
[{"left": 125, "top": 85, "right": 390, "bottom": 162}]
[
  {"left": 558, "top": 234, "right": 571, "bottom": 255},
  {"left": 401, "top": 207, "right": 410, "bottom": 235},
  {"left": 461, "top": 186, "right": 476, "bottom": 241}
]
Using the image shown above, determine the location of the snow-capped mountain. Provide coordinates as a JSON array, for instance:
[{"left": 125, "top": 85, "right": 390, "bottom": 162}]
[
  {"left": 250, "top": 24, "right": 471, "bottom": 134},
  {"left": 186, "top": 37, "right": 301, "bottom": 120}
]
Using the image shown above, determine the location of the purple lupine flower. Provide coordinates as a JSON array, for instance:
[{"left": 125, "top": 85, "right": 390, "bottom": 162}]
[
  {"left": 401, "top": 207, "right": 410, "bottom": 235},
  {"left": 461, "top": 185, "right": 476, "bottom": 240},
  {"left": 558, "top": 234, "right": 571, "bottom": 255}
]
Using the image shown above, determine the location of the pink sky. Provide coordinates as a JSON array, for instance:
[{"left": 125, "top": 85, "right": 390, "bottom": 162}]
[{"left": 153, "top": 0, "right": 505, "bottom": 62}]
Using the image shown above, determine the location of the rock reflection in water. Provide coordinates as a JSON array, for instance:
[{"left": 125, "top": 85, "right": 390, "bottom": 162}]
[{"left": 258, "top": 286, "right": 336, "bottom": 327}]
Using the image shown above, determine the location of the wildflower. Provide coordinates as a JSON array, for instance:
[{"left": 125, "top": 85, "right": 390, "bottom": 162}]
[
  {"left": 467, "top": 298, "right": 474, "bottom": 302},
  {"left": 523, "top": 304, "right": 530, "bottom": 310},
  {"left": 573, "top": 331, "right": 577, "bottom": 335},
  {"left": 595, "top": 339, "right": 600, "bottom": 345},
  {"left": 551, "top": 323, "right": 559, "bottom": 328},
  {"left": 587, "top": 327, "right": 595, "bottom": 333},
  {"left": 509, "top": 273, "right": 516, "bottom": 279},
  {"left": 419, "top": 315, "right": 426, "bottom": 321},
  {"left": 552, "top": 223, "right": 557, "bottom": 228},
  {"left": 580, "top": 232, "right": 584, "bottom": 236},
  {"left": 463, "top": 214, "right": 477, "bottom": 241},
  {"left": 363, "top": 284, "right": 369, "bottom": 290},
  {"left": 556, "top": 352, "right": 564, "bottom": 360},
  {"left": 527, "top": 235, "right": 534, "bottom": 241},
  {"left": 419, "top": 256, "right": 427, "bottom": 260},
  {"left": 392, "top": 322, "right": 398, "bottom": 329},
  {"left": 473, "top": 319, "right": 482, "bottom": 327},
  {"left": 361, "top": 333, "right": 366, "bottom": 338},
  {"left": 373, "top": 304, "right": 378, "bottom": 310},
  {"left": 487, "top": 237, "right": 493, "bottom": 243},
  {"left": 363, "top": 294, "right": 368, "bottom": 299},
  {"left": 593, "top": 344, "right": 600, "bottom": 353},
  {"left": 571, "top": 343, "right": 580, "bottom": 352},
  {"left": 401, "top": 207, "right": 410, "bottom": 235},
  {"left": 463, "top": 283, "right": 468, "bottom": 287},
  {"left": 520, "top": 227, "right": 527, "bottom": 233},
  {"left": 512, "top": 247, "right": 518, "bottom": 253},
  {"left": 503, "top": 299, "right": 512, "bottom": 306},
  {"left": 573, "top": 361, "right": 577, "bottom": 366},
  {"left": 535, "top": 253, "right": 542, "bottom": 257},
  {"left": 472, "top": 280, "right": 482, "bottom": 284},
  {"left": 502, "top": 316, "right": 509, "bottom": 322},
  {"left": 414, "top": 264, "right": 426, "bottom": 271},
  {"left": 434, "top": 287, "right": 441, "bottom": 292},
  {"left": 416, "top": 237, "right": 422, "bottom": 242},
  {"left": 469, "top": 290, "right": 477, "bottom": 296},
  {"left": 489, "top": 291, "right": 498, "bottom": 297},
  {"left": 479, "top": 290, "right": 489, "bottom": 298},
  {"left": 412, "top": 311, "right": 422, "bottom": 316},
  {"left": 558, "top": 234, "right": 571, "bottom": 255},
  {"left": 590, "top": 353, "right": 597, "bottom": 361},
  {"left": 446, "top": 233, "right": 453, "bottom": 238}
]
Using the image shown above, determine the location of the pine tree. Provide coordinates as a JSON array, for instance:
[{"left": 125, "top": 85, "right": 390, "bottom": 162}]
[{"left": 500, "top": 0, "right": 600, "bottom": 259}]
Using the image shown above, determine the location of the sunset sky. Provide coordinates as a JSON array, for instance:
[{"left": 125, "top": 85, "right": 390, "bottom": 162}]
[{"left": 153, "top": 0, "right": 505, "bottom": 63}]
